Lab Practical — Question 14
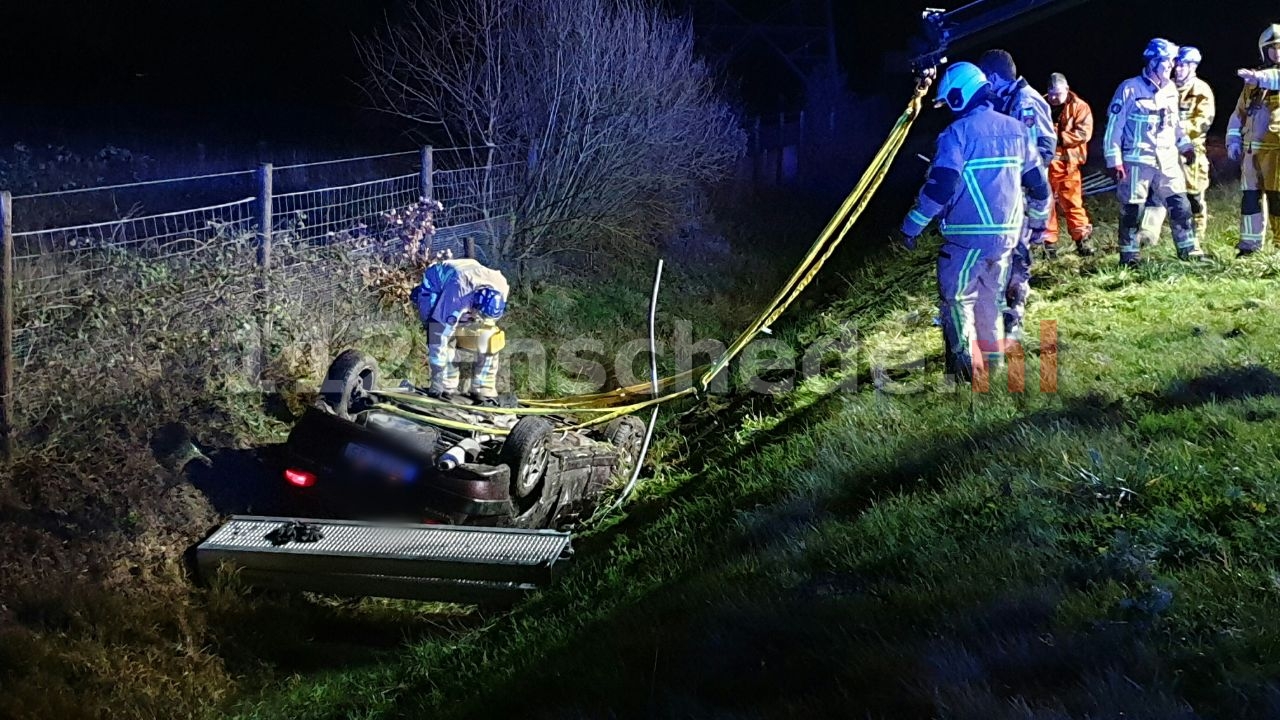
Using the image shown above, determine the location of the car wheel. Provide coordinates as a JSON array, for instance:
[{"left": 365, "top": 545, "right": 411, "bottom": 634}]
[
  {"left": 601, "top": 416, "right": 647, "bottom": 480},
  {"left": 501, "top": 416, "right": 553, "bottom": 501},
  {"left": 320, "top": 349, "right": 379, "bottom": 419}
]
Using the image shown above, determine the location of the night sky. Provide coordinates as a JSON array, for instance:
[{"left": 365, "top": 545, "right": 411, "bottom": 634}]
[{"left": 1, "top": 0, "right": 1278, "bottom": 155}]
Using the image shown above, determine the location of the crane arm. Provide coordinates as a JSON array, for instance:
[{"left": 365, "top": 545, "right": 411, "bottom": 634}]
[{"left": 910, "top": 0, "right": 1095, "bottom": 71}]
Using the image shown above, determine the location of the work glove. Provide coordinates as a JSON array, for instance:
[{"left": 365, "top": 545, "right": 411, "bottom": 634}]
[
  {"left": 897, "top": 230, "right": 918, "bottom": 251},
  {"left": 1108, "top": 164, "right": 1127, "bottom": 183},
  {"left": 1238, "top": 68, "right": 1262, "bottom": 86},
  {"left": 1182, "top": 148, "right": 1196, "bottom": 165},
  {"left": 1228, "top": 139, "right": 1243, "bottom": 161}
]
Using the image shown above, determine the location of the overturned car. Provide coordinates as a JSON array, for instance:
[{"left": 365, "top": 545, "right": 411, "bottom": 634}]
[{"left": 280, "top": 349, "right": 647, "bottom": 530}]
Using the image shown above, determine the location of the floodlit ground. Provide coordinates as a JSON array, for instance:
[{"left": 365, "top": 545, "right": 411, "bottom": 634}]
[
  {"left": 236, "top": 187, "right": 1280, "bottom": 720},
  {"left": 5, "top": 185, "right": 1280, "bottom": 720}
]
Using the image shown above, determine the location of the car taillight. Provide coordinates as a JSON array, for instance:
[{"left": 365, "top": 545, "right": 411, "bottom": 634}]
[{"left": 284, "top": 468, "right": 317, "bottom": 488}]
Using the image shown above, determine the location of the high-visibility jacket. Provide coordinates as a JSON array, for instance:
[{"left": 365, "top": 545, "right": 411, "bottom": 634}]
[
  {"left": 1178, "top": 77, "right": 1215, "bottom": 151},
  {"left": 1227, "top": 81, "right": 1280, "bottom": 153},
  {"left": 1103, "top": 73, "right": 1194, "bottom": 169},
  {"left": 1250, "top": 68, "right": 1280, "bottom": 91},
  {"left": 992, "top": 78, "right": 1057, "bottom": 164},
  {"left": 418, "top": 258, "right": 509, "bottom": 328},
  {"left": 1051, "top": 91, "right": 1093, "bottom": 166},
  {"left": 902, "top": 104, "right": 1051, "bottom": 254}
]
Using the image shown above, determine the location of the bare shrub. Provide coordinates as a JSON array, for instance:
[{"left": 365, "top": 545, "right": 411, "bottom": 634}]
[{"left": 357, "top": 0, "right": 746, "bottom": 267}]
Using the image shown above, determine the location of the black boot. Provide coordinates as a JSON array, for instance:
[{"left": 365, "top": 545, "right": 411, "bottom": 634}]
[
  {"left": 468, "top": 391, "right": 499, "bottom": 407},
  {"left": 425, "top": 388, "right": 455, "bottom": 403},
  {"left": 1075, "top": 236, "right": 1095, "bottom": 256}
]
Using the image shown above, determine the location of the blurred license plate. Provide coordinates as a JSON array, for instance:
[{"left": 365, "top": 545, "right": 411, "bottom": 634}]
[{"left": 344, "top": 442, "right": 418, "bottom": 483}]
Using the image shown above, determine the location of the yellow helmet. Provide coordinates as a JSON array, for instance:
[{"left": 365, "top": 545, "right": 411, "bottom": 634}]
[{"left": 1259, "top": 24, "right": 1280, "bottom": 59}]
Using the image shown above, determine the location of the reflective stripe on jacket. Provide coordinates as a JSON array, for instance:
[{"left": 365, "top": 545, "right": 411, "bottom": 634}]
[
  {"left": 1227, "top": 81, "right": 1280, "bottom": 152},
  {"left": 1104, "top": 74, "right": 1193, "bottom": 168},
  {"left": 1253, "top": 68, "right": 1280, "bottom": 92},
  {"left": 993, "top": 78, "right": 1057, "bottom": 164},
  {"left": 902, "top": 104, "right": 1050, "bottom": 253},
  {"left": 1178, "top": 77, "right": 1215, "bottom": 150}
]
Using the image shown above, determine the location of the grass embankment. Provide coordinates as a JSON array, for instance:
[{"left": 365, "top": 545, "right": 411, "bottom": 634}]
[
  {"left": 236, "top": 186, "right": 1280, "bottom": 720},
  {"left": 0, "top": 192, "right": 793, "bottom": 719}
]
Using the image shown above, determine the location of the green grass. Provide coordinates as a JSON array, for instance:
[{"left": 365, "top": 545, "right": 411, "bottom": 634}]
[
  {"left": 5, "top": 182, "right": 1279, "bottom": 719},
  {"left": 226, "top": 188, "right": 1280, "bottom": 720}
]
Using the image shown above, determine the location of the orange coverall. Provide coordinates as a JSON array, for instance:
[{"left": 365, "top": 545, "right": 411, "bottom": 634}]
[{"left": 1045, "top": 91, "right": 1094, "bottom": 244}]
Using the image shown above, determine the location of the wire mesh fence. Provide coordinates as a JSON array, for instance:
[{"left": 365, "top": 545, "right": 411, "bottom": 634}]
[{"left": 0, "top": 147, "right": 521, "bottom": 436}]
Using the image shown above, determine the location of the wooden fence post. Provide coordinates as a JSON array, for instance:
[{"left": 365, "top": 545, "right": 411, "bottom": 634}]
[
  {"left": 420, "top": 146, "right": 434, "bottom": 202},
  {"left": 257, "top": 163, "right": 273, "bottom": 274},
  {"left": 420, "top": 146, "right": 436, "bottom": 257},
  {"left": 0, "top": 191, "right": 12, "bottom": 461},
  {"left": 254, "top": 164, "right": 273, "bottom": 388}
]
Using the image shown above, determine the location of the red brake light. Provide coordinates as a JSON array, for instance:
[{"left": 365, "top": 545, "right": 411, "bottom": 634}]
[{"left": 284, "top": 468, "right": 317, "bottom": 488}]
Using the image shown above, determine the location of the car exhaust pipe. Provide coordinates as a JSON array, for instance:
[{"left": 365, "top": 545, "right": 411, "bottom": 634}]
[{"left": 437, "top": 437, "right": 483, "bottom": 471}]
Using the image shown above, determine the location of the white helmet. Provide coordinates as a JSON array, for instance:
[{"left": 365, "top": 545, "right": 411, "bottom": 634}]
[
  {"left": 935, "top": 62, "right": 990, "bottom": 112},
  {"left": 1260, "top": 24, "right": 1280, "bottom": 60}
]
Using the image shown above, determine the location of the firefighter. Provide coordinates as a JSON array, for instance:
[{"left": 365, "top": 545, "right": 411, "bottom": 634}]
[
  {"left": 1138, "top": 46, "right": 1216, "bottom": 245},
  {"left": 981, "top": 50, "right": 1057, "bottom": 164},
  {"left": 413, "top": 254, "right": 510, "bottom": 405},
  {"left": 899, "top": 62, "right": 1051, "bottom": 383},
  {"left": 1044, "top": 72, "right": 1095, "bottom": 258},
  {"left": 1238, "top": 29, "right": 1280, "bottom": 90},
  {"left": 1103, "top": 38, "right": 1201, "bottom": 266},
  {"left": 1230, "top": 25, "right": 1280, "bottom": 256},
  {"left": 979, "top": 49, "right": 1055, "bottom": 340}
]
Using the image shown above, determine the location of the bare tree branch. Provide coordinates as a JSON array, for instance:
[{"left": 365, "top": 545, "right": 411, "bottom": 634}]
[{"left": 359, "top": 0, "right": 745, "bottom": 268}]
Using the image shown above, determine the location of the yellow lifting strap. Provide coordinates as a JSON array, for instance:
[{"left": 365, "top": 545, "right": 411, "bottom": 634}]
[
  {"left": 549, "top": 82, "right": 928, "bottom": 410},
  {"left": 697, "top": 95, "right": 923, "bottom": 393},
  {"left": 379, "top": 80, "right": 930, "bottom": 433}
]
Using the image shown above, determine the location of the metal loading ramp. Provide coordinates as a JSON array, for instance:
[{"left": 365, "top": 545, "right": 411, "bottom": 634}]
[{"left": 196, "top": 516, "right": 573, "bottom": 605}]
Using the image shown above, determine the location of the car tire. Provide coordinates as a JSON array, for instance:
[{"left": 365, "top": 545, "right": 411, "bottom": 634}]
[
  {"left": 501, "top": 416, "right": 554, "bottom": 502},
  {"left": 601, "top": 416, "right": 647, "bottom": 480},
  {"left": 320, "top": 349, "right": 379, "bottom": 419}
]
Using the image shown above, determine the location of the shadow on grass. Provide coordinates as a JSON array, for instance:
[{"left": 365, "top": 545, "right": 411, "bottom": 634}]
[{"left": 430, "top": 364, "right": 1280, "bottom": 720}]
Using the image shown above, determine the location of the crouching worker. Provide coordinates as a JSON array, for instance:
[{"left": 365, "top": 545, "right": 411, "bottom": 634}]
[
  {"left": 899, "top": 62, "right": 1051, "bottom": 383},
  {"left": 413, "top": 254, "right": 510, "bottom": 406}
]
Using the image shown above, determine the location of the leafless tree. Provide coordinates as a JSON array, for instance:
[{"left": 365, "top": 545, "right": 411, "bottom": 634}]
[{"left": 357, "top": 0, "right": 745, "bottom": 268}]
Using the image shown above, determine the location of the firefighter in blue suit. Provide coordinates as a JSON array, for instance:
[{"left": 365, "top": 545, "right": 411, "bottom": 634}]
[
  {"left": 1103, "top": 38, "right": 1201, "bottom": 265},
  {"left": 414, "top": 256, "right": 509, "bottom": 405},
  {"left": 900, "top": 62, "right": 1052, "bottom": 382},
  {"left": 979, "top": 49, "right": 1056, "bottom": 340}
]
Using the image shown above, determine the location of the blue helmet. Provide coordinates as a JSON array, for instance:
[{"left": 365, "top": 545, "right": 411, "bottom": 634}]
[
  {"left": 1176, "top": 46, "right": 1202, "bottom": 65},
  {"left": 1144, "top": 38, "right": 1178, "bottom": 62},
  {"left": 935, "top": 62, "right": 990, "bottom": 112},
  {"left": 473, "top": 286, "right": 507, "bottom": 320}
]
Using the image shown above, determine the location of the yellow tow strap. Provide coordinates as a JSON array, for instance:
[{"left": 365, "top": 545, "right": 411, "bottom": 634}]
[{"left": 375, "top": 81, "right": 930, "bottom": 433}]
